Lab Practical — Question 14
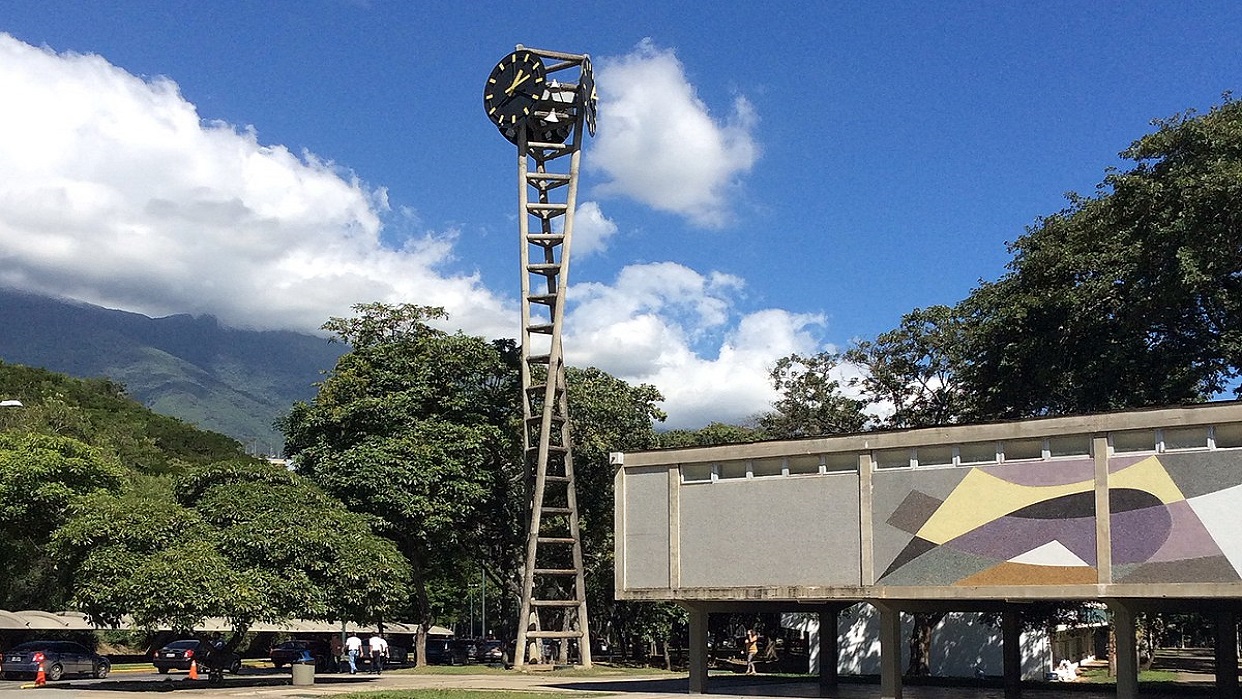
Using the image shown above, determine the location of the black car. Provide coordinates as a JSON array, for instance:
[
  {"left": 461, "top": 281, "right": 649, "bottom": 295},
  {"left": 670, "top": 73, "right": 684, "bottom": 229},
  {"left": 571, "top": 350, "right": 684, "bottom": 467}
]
[
  {"left": 152, "top": 639, "right": 242, "bottom": 675},
  {"left": 2, "top": 640, "right": 110, "bottom": 681},
  {"left": 424, "top": 638, "right": 471, "bottom": 665},
  {"left": 475, "top": 639, "right": 505, "bottom": 664},
  {"left": 270, "top": 639, "right": 333, "bottom": 671}
]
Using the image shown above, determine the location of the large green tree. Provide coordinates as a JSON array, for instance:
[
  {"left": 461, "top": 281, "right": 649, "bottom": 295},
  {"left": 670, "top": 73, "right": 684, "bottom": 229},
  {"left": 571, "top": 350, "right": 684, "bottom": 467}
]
[
  {"left": 54, "top": 460, "right": 409, "bottom": 644},
  {"left": 282, "top": 303, "right": 518, "bottom": 665}
]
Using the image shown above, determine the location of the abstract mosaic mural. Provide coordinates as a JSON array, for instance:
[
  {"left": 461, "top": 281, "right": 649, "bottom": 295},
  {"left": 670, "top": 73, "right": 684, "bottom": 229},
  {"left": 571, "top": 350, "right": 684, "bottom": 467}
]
[{"left": 874, "top": 451, "right": 1242, "bottom": 587}]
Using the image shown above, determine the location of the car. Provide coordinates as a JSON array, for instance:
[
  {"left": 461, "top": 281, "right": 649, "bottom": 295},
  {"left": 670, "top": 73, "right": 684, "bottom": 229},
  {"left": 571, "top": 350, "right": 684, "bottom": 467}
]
[
  {"left": 2, "top": 640, "right": 110, "bottom": 681},
  {"left": 152, "top": 639, "right": 242, "bottom": 675},
  {"left": 476, "top": 639, "right": 505, "bottom": 664},
  {"left": 270, "top": 639, "right": 334, "bottom": 671},
  {"left": 424, "top": 638, "right": 471, "bottom": 665}
]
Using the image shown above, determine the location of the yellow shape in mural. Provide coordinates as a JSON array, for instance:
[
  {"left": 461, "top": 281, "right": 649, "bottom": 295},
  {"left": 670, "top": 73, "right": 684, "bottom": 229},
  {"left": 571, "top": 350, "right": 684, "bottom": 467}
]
[
  {"left": 916, "top": 469, "right": 1093, "bottom": 545},
  {"left": 1109, "top": 455, "right": 1184, "bottom": 504}
]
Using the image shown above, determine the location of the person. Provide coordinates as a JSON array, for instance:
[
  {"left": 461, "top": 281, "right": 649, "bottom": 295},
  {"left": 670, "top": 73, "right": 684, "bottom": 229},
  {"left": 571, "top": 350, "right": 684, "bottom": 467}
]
[
  {"left": 345, "top": 632, "right": 363, "bottom": 674},
  {"left": 368, "top": 632, "right": 388, "bottom": 675},
  {"left": 744, "top": 628, "right": 759, "bottom": 675}
]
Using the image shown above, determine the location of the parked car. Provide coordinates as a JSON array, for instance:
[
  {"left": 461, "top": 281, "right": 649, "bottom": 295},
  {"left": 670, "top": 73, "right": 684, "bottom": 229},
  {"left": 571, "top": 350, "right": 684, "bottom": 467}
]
[
  {"left": 476, "top": 639, "right": 505, "bottom": 664},
  {"left": 2, "top": 640, "right": 110, "bottom": 681},
  {"left": 424, "top": 638, "right": 471, "bottom": 665},
  {"left": 152, "top": 639, "right": 241, "bottom": 675},
  {"left": 270, "top": 639, "right": 333, "bottom": 671}
]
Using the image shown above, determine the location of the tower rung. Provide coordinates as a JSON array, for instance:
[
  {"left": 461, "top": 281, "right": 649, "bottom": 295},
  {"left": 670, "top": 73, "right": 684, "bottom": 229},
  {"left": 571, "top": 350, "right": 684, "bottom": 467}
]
[
  {"left": 525, "top": 631, "right": 585, "bottom": 639},
  {"left": 527, "top": 323, "right": 554, "bottom": 334},
  {"left": 528, "top": 294, "right": 558, "bottom": 305},
  {"left": 531, "top": 599, "right": 581, "bottom": 606},
  {"left": 527, "top": 234, "right": 565, "bottom": 245},
  {"left": 527, "top": 203, "right": 568, "bottom": 212},
  {"left": 527, "top": 263, "right": 561, "bottom": 275},
  {"left": 541, "top": 507, "right": 572, "bottom": 515},
  {"left": 537, "top": 536, "right": 577, "bottom": 544},
  {"left": 527, "top": 172, "right": 572, "bottom": 182},
  {"left": 528, "top": 141, "right": 568, "bottom": 150},
  {"left": 532, "top": 569, "right": 579, "bottom": 576},
  {"left": 542, "top": 475, "right": 571, "bottom": 483},
  {"left": 527, "top": 354, "right": 550, "bottom": 364}
]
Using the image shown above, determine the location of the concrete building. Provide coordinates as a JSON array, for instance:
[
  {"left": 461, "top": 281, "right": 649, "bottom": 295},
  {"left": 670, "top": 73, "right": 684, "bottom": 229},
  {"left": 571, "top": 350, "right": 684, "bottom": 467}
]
[{"left": 614, "top": 402, "right": 1242, "bottom": 698}]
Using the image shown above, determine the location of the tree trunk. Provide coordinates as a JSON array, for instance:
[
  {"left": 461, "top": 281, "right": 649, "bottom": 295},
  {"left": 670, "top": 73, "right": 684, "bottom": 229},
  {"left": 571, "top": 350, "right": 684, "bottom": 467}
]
[{"left": 905, "top": 612, "right": 945, "bottom": 676}]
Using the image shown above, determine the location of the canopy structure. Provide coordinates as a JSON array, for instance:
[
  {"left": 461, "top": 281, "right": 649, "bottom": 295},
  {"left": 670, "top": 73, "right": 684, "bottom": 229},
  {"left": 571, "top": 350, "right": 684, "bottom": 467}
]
[{"left": 0, "top": 610, "right": 451, "bottom": 636}]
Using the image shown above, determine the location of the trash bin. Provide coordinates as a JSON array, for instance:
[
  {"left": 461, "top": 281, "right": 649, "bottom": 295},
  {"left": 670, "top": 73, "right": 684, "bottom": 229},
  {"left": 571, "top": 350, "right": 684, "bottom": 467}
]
[{"left": 291, "top": 660, "right": 315, "bottom": 686}]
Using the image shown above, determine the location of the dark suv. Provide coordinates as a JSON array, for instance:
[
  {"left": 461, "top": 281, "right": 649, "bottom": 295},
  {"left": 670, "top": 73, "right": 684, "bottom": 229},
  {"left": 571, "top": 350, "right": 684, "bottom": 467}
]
[
  {"left": 3, "top": 640, "right": 110, "bottom": 681},
  {"left": 152, "top": 639, "right": 241, "bottom": 675},
  {"left": 270, "top": 639, "right": 334, "bottom": 671},
  {"left": 424, "top": 638, "right": 471, "bottom": 665}
]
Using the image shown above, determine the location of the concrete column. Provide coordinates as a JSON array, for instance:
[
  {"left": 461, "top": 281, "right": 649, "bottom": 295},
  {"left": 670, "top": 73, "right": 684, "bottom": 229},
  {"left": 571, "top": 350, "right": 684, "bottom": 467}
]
[
  {"left": 686, "top": 604, "right": 709, "bottom": 694},
  {"left": 1109, "top": 601, "right": 1138, "bottom": 699},
  {"left": 817, "top": 605, "right": 840, "bottom": 689},
  {"left": 877, "top": 603, "right": 903, "bottom": 699},
  {"left": 1003, "top": 609, "right": 1022, "bottom": 699},
  {"left": 1214, "top": 610, "right": 1239, "bottom": 699}
]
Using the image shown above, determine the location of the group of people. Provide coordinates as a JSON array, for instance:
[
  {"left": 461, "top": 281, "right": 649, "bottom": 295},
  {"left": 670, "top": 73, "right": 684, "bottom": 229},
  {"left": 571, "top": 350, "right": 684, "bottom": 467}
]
[{"left": 343, "top": 632, "right": 389, "bottom": 675}]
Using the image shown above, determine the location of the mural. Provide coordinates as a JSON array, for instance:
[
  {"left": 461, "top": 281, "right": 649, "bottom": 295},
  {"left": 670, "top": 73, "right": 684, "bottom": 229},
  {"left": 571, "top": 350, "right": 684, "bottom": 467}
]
[{"left": 875, "top": 451, "right": 1242, "bottom": 586}]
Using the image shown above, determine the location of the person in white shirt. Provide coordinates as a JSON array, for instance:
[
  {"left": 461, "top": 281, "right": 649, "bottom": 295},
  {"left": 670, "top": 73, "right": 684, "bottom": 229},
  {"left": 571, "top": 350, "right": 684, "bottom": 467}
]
[
  {"left": 368, "top": 633, "right": 389, "bottom": 674},
  {"left": 344, "top": 634, "right": 363, "bottom": 674}
]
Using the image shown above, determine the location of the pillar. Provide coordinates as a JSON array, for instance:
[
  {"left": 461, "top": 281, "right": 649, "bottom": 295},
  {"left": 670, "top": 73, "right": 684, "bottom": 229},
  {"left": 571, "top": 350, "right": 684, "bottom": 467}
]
[
  {"left": 686, "top": 604, "right": 709, "bottom": 694},
  {"left": 1002, "top": 609, "right": 1022, "bottom": 699},
  {"left": 817, "top": 604, "right": 840, "bottom": 690},
  {"left": 1214, "top": 610, "right": 1239, "bottom": 699},
  {"left": 877, "top": 603, "right": 903, "bottom": 699},
  {"left": 1109, "top": 601, "right": 1138, "bottom": 699}
]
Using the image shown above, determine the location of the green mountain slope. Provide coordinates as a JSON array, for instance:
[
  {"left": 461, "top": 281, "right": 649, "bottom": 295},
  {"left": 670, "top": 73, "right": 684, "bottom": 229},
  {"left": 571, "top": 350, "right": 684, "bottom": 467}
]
[{"left": 0, "top": 288, "right": 343, "bottom": 449}]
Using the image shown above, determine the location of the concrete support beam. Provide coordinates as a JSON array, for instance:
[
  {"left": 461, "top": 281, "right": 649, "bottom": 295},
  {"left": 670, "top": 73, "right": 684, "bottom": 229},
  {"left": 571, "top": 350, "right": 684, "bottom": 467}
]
[
  {"left": 1214, "top": 610, "right": 1238, "bottom": 699},
  {"left": 1109, "top": 601, "right": 1139, "bottom": 699},
  {"left": 1002, "top": 609, "right": 1021, "bottom": 699},
  {"left": 876, "top": 603, "right": 903, "bottom": 699},
  {"left": 685, "top": 604, "right": 709, "bottom": 694},
  {"left": 817, "top": 604, "right": 842, "bottom": 689}
]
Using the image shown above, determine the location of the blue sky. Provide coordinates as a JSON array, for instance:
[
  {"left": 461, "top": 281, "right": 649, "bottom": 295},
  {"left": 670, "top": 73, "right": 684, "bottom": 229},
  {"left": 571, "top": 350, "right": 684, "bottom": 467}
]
[{"left": 1, "top": 2, "right": 1239, "bottom": 428}]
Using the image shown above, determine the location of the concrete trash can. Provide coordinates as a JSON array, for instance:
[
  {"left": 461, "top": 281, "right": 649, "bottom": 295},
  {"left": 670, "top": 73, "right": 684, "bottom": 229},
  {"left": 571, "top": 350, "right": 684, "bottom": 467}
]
[{"left": 291, "top": 661, "right": 315, "bottom": 686}]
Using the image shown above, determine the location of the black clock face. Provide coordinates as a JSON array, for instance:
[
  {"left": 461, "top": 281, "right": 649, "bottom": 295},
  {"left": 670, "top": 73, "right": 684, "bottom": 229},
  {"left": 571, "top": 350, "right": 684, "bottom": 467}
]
[
  {"left": 484, "top": 50, "right": 547, "bottom": 128},
  {"left": 579, "top": 57, "right": 597, "bottom": 137}
]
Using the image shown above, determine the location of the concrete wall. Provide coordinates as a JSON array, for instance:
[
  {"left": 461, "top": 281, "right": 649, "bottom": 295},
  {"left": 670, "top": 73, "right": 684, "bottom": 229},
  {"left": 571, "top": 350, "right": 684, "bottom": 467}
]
[{"left": 616, "top": 401, "right": 1242, "bottom": 602}]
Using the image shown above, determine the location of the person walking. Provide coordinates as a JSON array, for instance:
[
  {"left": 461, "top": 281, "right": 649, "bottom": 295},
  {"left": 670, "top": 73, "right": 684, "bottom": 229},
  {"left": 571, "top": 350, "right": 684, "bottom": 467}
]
[
  {"left": 345, "top": 633, "right": 363, "bottom": 674},
  {"left": 744, "top": 628, "right": 760, "bottom": 675},
  {"left": 368, "top": 632, "right": 388, "bottom": 675}
]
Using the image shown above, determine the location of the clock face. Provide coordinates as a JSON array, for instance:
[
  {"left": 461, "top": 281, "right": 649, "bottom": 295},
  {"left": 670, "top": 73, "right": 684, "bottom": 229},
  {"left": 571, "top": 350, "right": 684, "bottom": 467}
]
[
  {"left": 579, "top": 57, "right": 597, "bottom": 137},
  {"left": 483, "top": 50, "right": 547, "bottom": 129}
]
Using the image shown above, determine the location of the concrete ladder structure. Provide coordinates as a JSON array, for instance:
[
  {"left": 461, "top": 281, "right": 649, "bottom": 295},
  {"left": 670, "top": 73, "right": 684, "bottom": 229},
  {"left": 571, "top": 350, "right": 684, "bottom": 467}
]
[{"left": 614, "top": 402, "right": 1242, "bottom": 698}]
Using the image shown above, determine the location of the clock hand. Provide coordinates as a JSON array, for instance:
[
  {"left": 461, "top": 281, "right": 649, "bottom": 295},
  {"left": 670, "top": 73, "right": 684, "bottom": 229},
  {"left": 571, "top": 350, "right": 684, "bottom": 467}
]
[{"left": 506, "top": 70, "right": 531, "bottom": 95}]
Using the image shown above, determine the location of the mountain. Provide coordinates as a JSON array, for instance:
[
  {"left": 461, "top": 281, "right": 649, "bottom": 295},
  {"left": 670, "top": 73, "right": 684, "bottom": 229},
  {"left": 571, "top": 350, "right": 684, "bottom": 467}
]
[{"left": 0, "top": 288, "right": 344, "bottom": 450}]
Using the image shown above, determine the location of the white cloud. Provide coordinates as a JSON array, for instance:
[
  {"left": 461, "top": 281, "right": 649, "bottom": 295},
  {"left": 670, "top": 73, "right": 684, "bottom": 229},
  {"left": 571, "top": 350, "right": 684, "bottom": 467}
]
[
  {"left": 0, "top": 34, "right": 515, "bottom": 337},
  {"left": 592, "top": 39, "right": 760, "bottom": 228},
  {"left": 564, "top": 262, "right": 825, "bottom": 428},
  {"left": 565, "top": 201, "right": 617, "bottom": 257}
]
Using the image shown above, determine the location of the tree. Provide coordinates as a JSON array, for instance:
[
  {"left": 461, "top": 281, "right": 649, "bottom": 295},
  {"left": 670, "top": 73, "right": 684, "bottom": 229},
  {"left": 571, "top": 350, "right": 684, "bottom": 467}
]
[
  {"left": 283, "top": 303, "right": 518, "bottom": 666},
  {"left": 658, "top": 422, "right": 766, "bottom": 447},
  {"left": 0, "top": 433, "right": 125, "bottom": 608},
  {"left": 759, "top": 352, "right": 867, "bottom": 438},
  {"left": 960, "top": 96, "right": 1242, "bottom": 418},
  {"left": 54, "top": 460, "right": 409, "bottom": 644}
]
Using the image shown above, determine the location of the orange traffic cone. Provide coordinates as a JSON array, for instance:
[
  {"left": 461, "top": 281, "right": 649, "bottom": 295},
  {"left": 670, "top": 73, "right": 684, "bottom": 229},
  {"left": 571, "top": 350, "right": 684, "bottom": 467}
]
[
  {"left": 35, "top": 663, "right": 46, "bottom": 686},
  {"left": 188, "top": 660, "right": 199, "bottom": 680}
]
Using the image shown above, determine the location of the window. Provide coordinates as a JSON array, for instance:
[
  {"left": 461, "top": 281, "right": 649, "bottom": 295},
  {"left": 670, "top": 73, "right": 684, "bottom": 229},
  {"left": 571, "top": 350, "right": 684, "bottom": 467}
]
[
  {"left": 824, "top": 453, "right": 859, "bottom": 472},
  {"left": 787, "top": 454, "right": 823, "bottom": 475},
  {"left": 681, "top": 463, "right": 712, "bottom": 483},
  {"left": 1048, "top": 434, "right": 1092, "bottom": 458},
  {"left": 1112, "top": 430, "right": 1156, "bottom": 453},
  {"left": 874, "top": 448, "right": 912, "bottom": 470},
  {"left": 1162, "top": 427, "right": 1208, "bottom": 451},
  {"left": 1003, "top": 438, "right": 1043, "bottom": 461},
  {"left": 718, "top": 460, "right": 748, "bottom": 480},
  {"left": 958, "top": 441, "right": 998, "bottom": 465},
  {"left": 916, "top": 445, "right": 953, "bottom": 467},
  {"left": 751, "top": 457, "right": 785, "bottom": 478},
  {"left": 1213, "top": 423, "right": 1242, "bottom": 449}
]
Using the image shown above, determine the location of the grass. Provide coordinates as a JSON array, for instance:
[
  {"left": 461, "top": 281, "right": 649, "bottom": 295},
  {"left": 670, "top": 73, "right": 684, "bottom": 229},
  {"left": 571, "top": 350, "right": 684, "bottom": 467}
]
[{"left": 1076, "top": 666, "right": 1180, "bottom": 684}]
